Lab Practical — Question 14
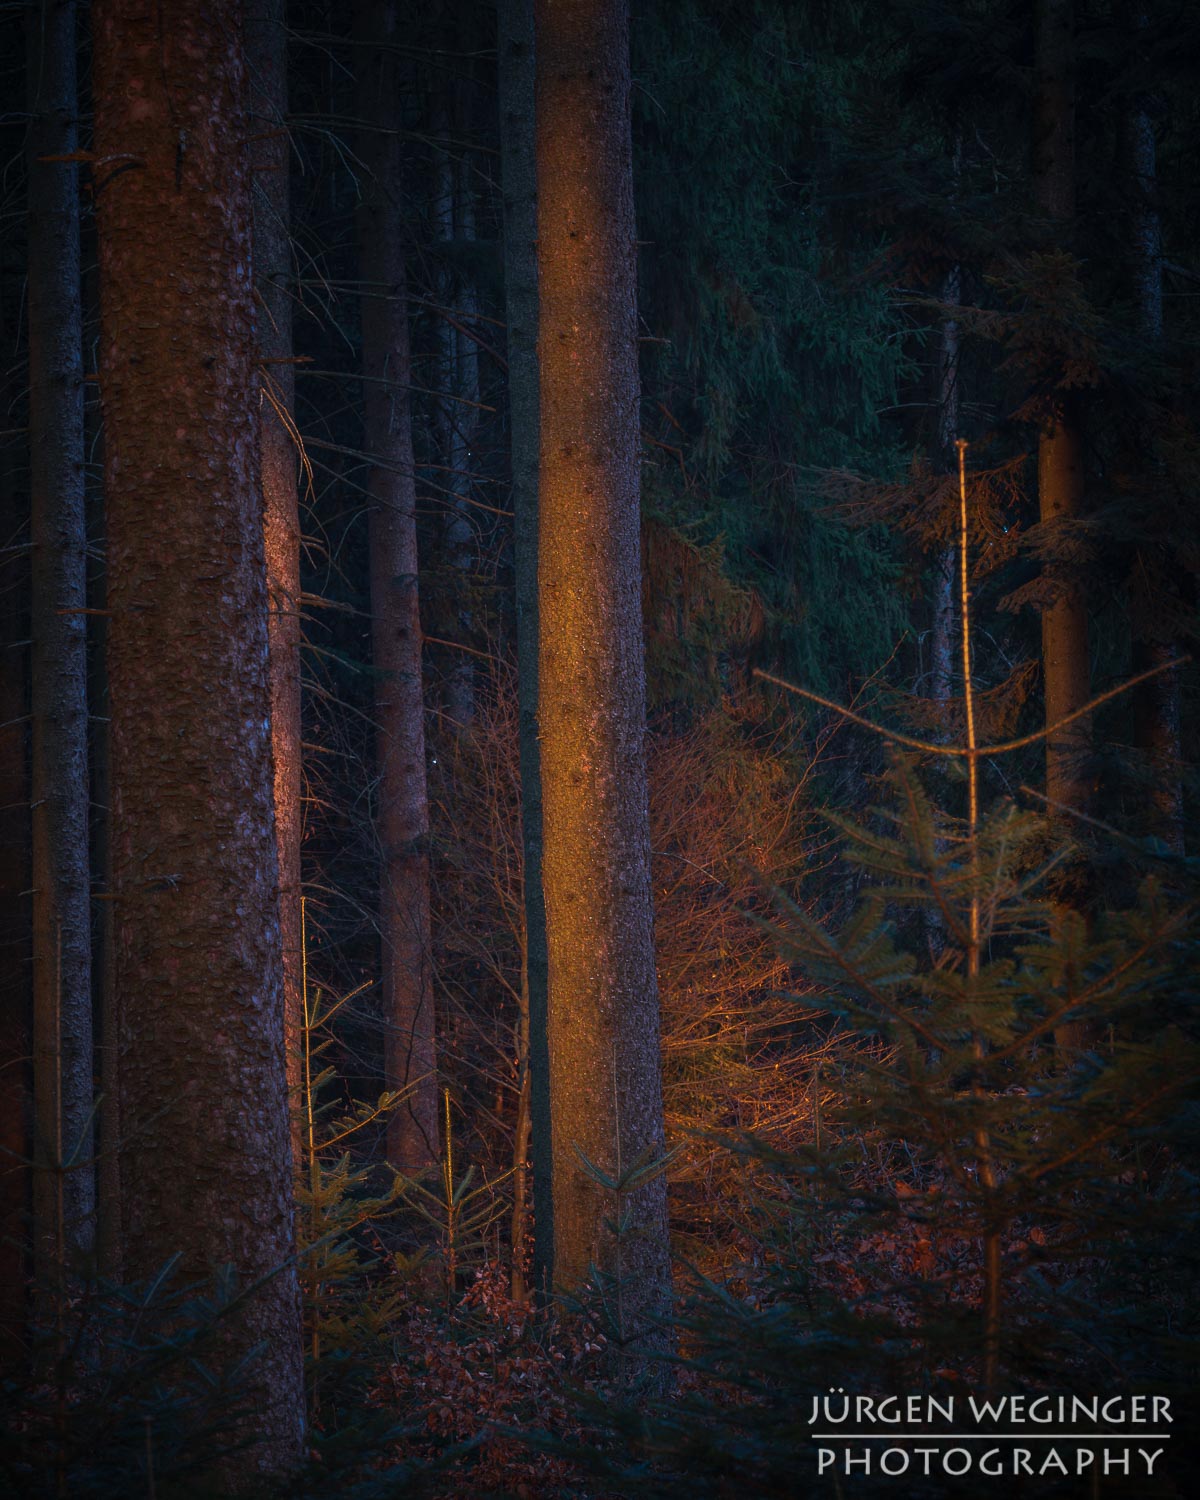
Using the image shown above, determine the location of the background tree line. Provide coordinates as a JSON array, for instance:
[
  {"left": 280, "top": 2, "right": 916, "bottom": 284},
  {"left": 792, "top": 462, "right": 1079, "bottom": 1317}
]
[{"left": 0, "top": 0, "right": 1197, "bottom": 1493}]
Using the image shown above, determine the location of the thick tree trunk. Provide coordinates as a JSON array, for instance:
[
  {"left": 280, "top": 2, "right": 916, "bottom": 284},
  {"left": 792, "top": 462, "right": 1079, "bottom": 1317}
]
[
  {"left": 93, "top": 0, "right": 304, "bottom": 1475},
  {"left": 1033, "top": 0, "right": 1091, "bottom": 824},
  {"left": 248, "top": 0, "right": 305, "bottom": 1159},
  {"left": 1123, "top": 4, "right": 1183, "bottom": 853},
  {"left": 0, "top": 260, "right": 31, "bottom": 1369},
  {"left": 534, "top": 0, "right": 672, "bottom": 1352},
  {"left": 497, "top": 0, "right": 550, "bottom": 1300},
  {"left": 354, "top": 0, "right": 439, "bottom": 1171},
  {"left": 27, "top": 0, "right": 94, "bottom": 1275}
]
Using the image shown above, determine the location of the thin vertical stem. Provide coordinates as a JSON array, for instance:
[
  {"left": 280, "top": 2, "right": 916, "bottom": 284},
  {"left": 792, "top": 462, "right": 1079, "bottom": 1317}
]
[{"left": 958, "top": 439, "right": 1000, "bottom": 1393}]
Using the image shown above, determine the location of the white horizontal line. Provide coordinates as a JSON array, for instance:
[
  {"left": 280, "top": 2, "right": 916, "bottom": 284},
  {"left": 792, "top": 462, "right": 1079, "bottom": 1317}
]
[{"left": 810, "top": 1435, "right": 1171, "bottom": 1442}]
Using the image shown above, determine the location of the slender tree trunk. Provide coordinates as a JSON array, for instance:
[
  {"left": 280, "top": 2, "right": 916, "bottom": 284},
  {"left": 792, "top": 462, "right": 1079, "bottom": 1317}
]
[
  {"left": 248, "top": 0, "right": 305, "bottom": 1161},
  {"left": 93, "top": 0, "right": 304, "bottom": 1475},
  {"left": 433, "top": 55, "right": 479, "bottom": 732},
  {"left": 27, "top": 0, "right": 94, "bottom": 1274},
  {"left": 0, "top": 258, "right": 31, "bottom": 1369},
  {"left": 930, "top": 262, "right": 961, "bottom": 718},
  {"left": 498, "top": 0, "right": 551, "bottom": 1301},
  {"left": 534, "top": 0, "right": 672, "bottom": 1353},
  {"left": 1123, "top": 3, "right": 1183, "bottom": 853},
  {"left": 354, "top": 0, "right": 439, "bottom": 1171},
  {"left": 1033, "top": 0, "right": 1091, "bottom": 825},
  {"left": 1034, "top": 0, "right": 1092, "bottom": 1056}
]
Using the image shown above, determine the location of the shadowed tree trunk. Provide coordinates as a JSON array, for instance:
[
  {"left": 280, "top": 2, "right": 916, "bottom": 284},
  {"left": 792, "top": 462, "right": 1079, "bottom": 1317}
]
[
  {"left": 929, "top": 261, "right": 961, "bottom": 720},
  {"left": 248, "top": 0, "right": 305, "bottom": 1161},
  {"left": 432, "top": 45, "right": 480, "bottom": 732},
  {"left": 533, "top": 0, "right": 672, "bottom": 1353},
  {"left": 0, "top": 250, "right": 31, "bottom": 1370},
  {"left": 354, "top": 0, "right": 439, "bottom": 1171},
  {"left": 1123, "top": 2, "right": 1183, "bottom": 853},
  {"left": 1033, "top": 0, "right": 1091, "bottom": 830},
  {"left": 27, "top": 0, "right": 94, "bottom": 1275},
  {"left": 498, "top": 0, "right": 548, "bottom": 1304},
  {"left": 93, "top": 0, "right": 304, "bottom": 1475}
]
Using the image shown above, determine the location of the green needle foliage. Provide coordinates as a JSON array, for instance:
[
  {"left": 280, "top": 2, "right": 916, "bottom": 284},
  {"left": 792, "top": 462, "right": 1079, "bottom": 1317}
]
[{"left": 579, "top": 754, "right": 1200, "bottom": 1495}]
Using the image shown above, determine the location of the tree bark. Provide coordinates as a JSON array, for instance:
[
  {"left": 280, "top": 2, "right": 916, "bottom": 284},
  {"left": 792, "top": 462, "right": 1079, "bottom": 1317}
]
[
  {"left": 1033, "top": 0, "right": 1091, "bottom": 825},
  {"left": 354, "top": 0, "right": 439, "bottom": 1171},
  {"left": 534, "top": 0, "right": 672, "bottom": 1352},
  {"left": 497, "top": 0, "right": 550, "bottom": 1301},
  {"left": 248, "top": 0, "right": 305, "bottom": 1160},
  {"left": 930, "top": 262, "right": 961, "bottom": 719},
  {"left": 0, "top": 246, "right": 31, "bottom": 1370},
  {"left": 1122, "top": 2, "right": 1183, "bottom": 853},
  {"left": 93, "top": 0, "right": 304, "bottom": 1474},
  {"left": 27, "top": 0, "right": 94, "bottom": 1274},
  {"left": 433, "top": 50, "right": 480, "bottom": 731}
]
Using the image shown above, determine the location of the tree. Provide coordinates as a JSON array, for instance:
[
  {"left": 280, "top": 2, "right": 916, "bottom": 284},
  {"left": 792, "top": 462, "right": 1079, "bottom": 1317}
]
[
  {"left": 1122, "top": 1, "right": 1184, "bottom": 853},
  {"left": 26, "top": 0, "right": 93, "bottom": 1275},
  {"left": 248, "top": 0, "right": 305, "bottom": 1162},
  {"left": 0, "top": 236, "right": 30, "bottom": 1368},
  {"left": 354, "top": 0, "right": 439, "bottom": 1171},
  {"left": 1033, "top": 0, "right": 1091, "bottom": 829},
  {"left": 92, "top": 0, "right": 303, "bottom": 1474},
  {"left": 497, "top": 0, "right": 549, "bottom": 1303},
  {"left": 533, "top": 0, "right": 672, "bottom": 1348}
]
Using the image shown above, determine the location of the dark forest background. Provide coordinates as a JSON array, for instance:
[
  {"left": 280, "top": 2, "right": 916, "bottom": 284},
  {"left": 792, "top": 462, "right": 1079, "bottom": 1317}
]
[{"left": 1, "top": 0, "right": 1199, "bottom": 1495}]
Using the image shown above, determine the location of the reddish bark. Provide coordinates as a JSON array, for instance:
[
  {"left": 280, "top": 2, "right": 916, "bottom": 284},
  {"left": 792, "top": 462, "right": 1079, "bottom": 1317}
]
[
  {"left": 248, "top": 0, "right": 305, "bottom": 1158},
  {"left": 93, "top": 0, "right": 303, "bottom": 1472},
  {"left": 534, "top": 0, "right": 672, "bottom": 1349}
]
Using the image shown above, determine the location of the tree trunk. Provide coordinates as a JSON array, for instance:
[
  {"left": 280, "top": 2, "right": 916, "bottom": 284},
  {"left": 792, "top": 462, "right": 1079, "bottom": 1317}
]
[
  {"left": 433, "top": 47, "right": 479, "bottom": 732},
  {"left": 248, "top": 0, "right": 305, "bottom": 1160},
  {"left": 498, "top": 0, "right": 551, "bottom": 1303},
  {"left": 27, "top": 0, "right": 94, "bottom": 1275},
  {"left": 0, "top": 250, "right": 31, "bottom": 1370},
  {"left": 930, "top": 262, "right": 961, "bottom": 720},
  {"left": 534, "top": 0, "right": 672, "bottom": 1354},
  {"left": 1123, "top": 3, "right": 1183, "bottom": 853},
  {"left": 1033, "top": 0, "right": 1091, "bottom": 825},
  {"left": 93, "top": 0, "right": 304, "bottom": 1475},
  {"left": 354, "top": 0, "right": 439, "bottom": 1171}
]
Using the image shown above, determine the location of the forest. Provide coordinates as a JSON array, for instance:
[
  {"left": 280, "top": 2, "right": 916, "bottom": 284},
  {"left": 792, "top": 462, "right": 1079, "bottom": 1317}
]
[{"left": 1, "top": 0, "right": 1199, "bottom": 1495}]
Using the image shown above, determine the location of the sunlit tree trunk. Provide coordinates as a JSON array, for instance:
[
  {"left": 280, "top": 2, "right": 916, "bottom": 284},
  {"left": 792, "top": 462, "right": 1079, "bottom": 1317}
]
[
  {"left": 1033, "top": 0, "right": 1090, "bottom": 825},
  {"left": 1123, "top": 3, "right": 1183, "bottom": 853},
  {"left": 93, "top": 0, "right": 304, "bottom": 1474},
  {"left": 0, "top": 265, "right": 30, "bottom": 1367},
  {"left": 498, "top": 0, "right": 549, "bottom": 1302},
  {"left": 248, "top": 0, "right": 305, "bottom": 1160},
  {"left": 354, "top": 0, "right": 439, "bottom": 1171},
  {"left": 27, "top": 0, "right": 94, "bottom": 1273},
  {"left": 534, "top": 0, "right": 672, "bottom": 1349}
]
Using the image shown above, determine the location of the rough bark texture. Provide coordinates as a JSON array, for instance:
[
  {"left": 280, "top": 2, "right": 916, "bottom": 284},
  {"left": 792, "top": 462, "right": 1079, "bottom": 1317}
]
[
  {"left": 93, "top": 0, "right": 304, "bottom": 1474},
  {"left": 1033, "top": 0, "right": 1091, "bottom": 824},
  {"left": 248, "top": 0, "right": 305, "bottom": 1157},
  {"left": 27, "top": 0, "right": 94, "bottom": 1272},
  {"left": 1123, "top": 4, "right": 1183, "bottom": 853},
  {"left": 354, "top": 0, "right": 439, "bottom": 1171},
  {"left": 0, "top": 261, "right": 31, "bottom": 1368},
  {"left": 534, "top": 0, "right": 672, "bottom": 1348},
  {"left": 497, "top": 0, "right": 551, "bottom": 1300}
]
